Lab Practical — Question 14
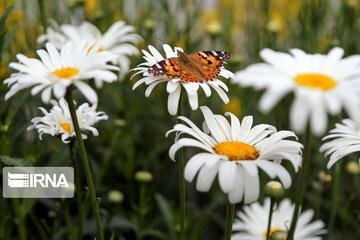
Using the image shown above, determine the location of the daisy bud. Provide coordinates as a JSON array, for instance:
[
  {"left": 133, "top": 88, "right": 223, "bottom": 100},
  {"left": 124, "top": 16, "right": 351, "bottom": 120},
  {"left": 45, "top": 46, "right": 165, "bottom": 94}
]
[
  {"left": 346, "top": 161, "right": 360, "bottom": 175},
  {"left": 270, "top": 230, "right": 287, "bottom": 240},
  {"left": 0, "top": 124, "right": 9, "bottom": 132},
  {"left": 135, "top": 171, "right": 153, "bottom": 183},
  {"left": 347, "top": 0, "right": 358, "bottom": 8},
  {"left": 266, "top": 18, "right": 283, "bottom": 33},
  {"left": 67, "top": 0, "right": 81, "bottom": 8},
  {"left": 114, "top": 119, "right": 126, "bottom": 127},
  {"left": 144, "top": 19, "right": 155, "bottom": 30},
  {"left": 318, "top": 170, "right": 331, "bottom": 183},
  {"left": 108, "top": 190, "right": 124, "bottom": 203},
  {"left": 264, "top": 181, "right": 284, "bottom": 199},
  {"left": 312, "top": 182, "right": 323, "bottom": 192},
  {"left": 206, "top": 19, "right": 222, "bottom": 36}
]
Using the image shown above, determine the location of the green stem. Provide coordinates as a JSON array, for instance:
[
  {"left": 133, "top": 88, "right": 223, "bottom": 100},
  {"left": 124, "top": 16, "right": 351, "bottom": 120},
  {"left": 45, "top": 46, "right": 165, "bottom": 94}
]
[
  {"left": 30, "top": 212, "right": 48, "bottom": 240},
  {"left": 139, "top": 183, "right": 146, "bottom": 232},
  {"left": 37, "top": 0, "right": 47, "bottom": 30},
  {"left": 178, "top": 94, "right": 186, "bottom": 240},
  {"left": 12, "top": 198, "right": 26, "bottom": 240},
  {"left": 65, "top": 90, "right": 104, "bottom": 240},
  {"left": 224, "top": 201, "right": 235, "bottom": 240},
  {"left": 328, "top": 162, "right": 341, "bottom": 238},
  {"left": 287, "top": 126, "right": 312, "bottom": 240},
  {"left": 179, "top": 148, "right": 185, "bottom": 240},
  {"left": 69, "top": 141, "right": 83, "bottom": 240},
  {"left": 266, "top": 198, "right": 275, "bottom": 240}
]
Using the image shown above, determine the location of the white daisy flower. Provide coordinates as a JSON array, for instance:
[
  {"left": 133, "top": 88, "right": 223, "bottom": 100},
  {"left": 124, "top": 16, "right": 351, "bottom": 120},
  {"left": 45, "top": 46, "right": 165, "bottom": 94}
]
[
  {"left": 4, "top": 40, "right": 118, "bottom": 103},
  {"left": 131, "top": 44, "right": 234, "bottom": 115},
  {"left": 166, "top": 106, "right": 303, "bottom": 204},
  {"left": 320, "top": 118, "right": 360, "bottom": 169},
  {"left": 232, "top": 47, "right": 360, "bottom": 136},
  {"left": 232, "top": 197, "right": 326, "bottom": 240},
  {"left": 28, "top": 98, "right": 108, "bottom": 143},
  {"left": 38, "top": 21, "right": 141, "bottom": 80}
]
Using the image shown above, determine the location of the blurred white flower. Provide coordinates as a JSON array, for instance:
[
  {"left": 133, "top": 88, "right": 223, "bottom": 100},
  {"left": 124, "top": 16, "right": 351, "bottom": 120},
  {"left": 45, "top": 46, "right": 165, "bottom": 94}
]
[
  {"left": 4, "top": 40, "right": 118, "bottom": 103},
  {"left": 131, "top": 44, "right": 234, "bottom": 115},
  {"left": 232, "top": 47, "right": 360, "bottom": 136},
  {"left": 232, "top": 197, "right": 326, "bottom": 240},
  {"left": 28, "top": 98, "right": 108, "bottom": 143},
  {"left": 166, "top": 106, "right": 302, "bottom": 204},
  {"left": 320, "top": 118, "right": 360, "bottom": 168},
  {"left": 38, "top": 21, "right": 141, "bottom": 80}
]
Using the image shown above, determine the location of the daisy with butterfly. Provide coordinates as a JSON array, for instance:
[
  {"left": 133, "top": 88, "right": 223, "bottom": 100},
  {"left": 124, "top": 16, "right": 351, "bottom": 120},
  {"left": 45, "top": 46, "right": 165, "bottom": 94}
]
[
  {"left": 131, "top": 44, "right": 234, "bottom": 115},
  {"left": 131, "top": 44, "right": 234, "bottom": 240}
]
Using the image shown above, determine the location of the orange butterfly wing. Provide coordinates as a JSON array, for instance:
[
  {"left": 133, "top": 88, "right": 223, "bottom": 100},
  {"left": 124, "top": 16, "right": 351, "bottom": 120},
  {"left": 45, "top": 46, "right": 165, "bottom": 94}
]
[
  {"left": 148, "top": 58, "right": 181, "bottom": 79},
  {"left": 148, "top": 57, "right": 203, "bottom": 82},
  {"left": 148, "top": 51, "right": 230, "bottom": 82},
  {"left": 188, "top": 51, "right": 230, "bottom": 80}
]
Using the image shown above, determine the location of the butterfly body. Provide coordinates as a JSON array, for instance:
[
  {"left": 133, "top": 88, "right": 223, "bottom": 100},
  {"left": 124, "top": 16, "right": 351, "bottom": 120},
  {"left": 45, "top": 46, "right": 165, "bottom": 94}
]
[{"left": 148, "top": 51, "right": 230, "bottom": 83}]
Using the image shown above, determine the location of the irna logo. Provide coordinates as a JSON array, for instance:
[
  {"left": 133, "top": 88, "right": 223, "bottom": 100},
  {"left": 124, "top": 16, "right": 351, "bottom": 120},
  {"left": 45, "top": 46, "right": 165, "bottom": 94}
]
[
  {"left": 3, "top": 167, "right": 74, "bottom": 198},
  {"left": 8, "top": 172, "right": 69, "bottom": 188}
]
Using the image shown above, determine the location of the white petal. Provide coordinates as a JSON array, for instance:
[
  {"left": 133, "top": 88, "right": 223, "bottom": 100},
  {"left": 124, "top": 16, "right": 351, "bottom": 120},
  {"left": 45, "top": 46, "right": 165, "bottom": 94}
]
[
  {"left": 290, "top": 96, "right": 310, "bottom": 134},
  {"left": 184, "top": 153, "right": 211, "bottom": 182},
  {"left": 228, "top": 166, "right": 245, "bottom": 204},
  {"left": 225, "top": 112, "right": 241, "bottom": 141},
  {"left": 195, "top": 162, "right": 219, "bottom": 192},
  {"left": 73, "top": 81, "right": 98, "bottom": 103},
  {"left": 167, "top": 86, "right": 181, "bottom": 115},
  {"left": 218, "top": 161, "right": 237, "bottom": 193},
  {"left": 243, "top": 170, "right": 260, "bottom": 204}
]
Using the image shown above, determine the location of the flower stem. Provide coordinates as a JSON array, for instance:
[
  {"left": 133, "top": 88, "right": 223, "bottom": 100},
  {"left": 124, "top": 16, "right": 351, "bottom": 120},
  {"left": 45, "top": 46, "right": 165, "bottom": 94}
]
[
  {"left": 178, "top": 148, "right": 185, "bottom": 240},
  {"left": 266, "top": 198, "right": 275, "bottom": 240},
  {"left": 69, "top": 141, "right": 83, "bottom": 240},
  {"left": 12, "top": 198, "right": 26, "bottom": 240},
  {"left": 65, "top": 90, "right": 104, "bottom": 240},
  {"left": 328, "top": 162, "right": 341, "bottom": 238},
  {"left": 287, "top": 126, "right": 312, "bottom": 240},
  {"left": 139, "top": 183, "right": 146, "bottom": 231},
  {"left": 178, "top": 93, "right": 186, "bottom": 240},
  {"left": 37, "top": 0, "right": 47, "bottom": 30},
  {"left": 224, "top": 200, "right": 235, "bottom": 240}
]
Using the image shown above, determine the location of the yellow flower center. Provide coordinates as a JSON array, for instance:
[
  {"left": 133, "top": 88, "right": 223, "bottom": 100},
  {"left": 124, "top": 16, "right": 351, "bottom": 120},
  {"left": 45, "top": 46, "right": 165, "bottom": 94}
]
[
  {"left": 294, "top": 73, "right": 336, "bottom": 90},
  {"left": 213, "top": 141, "right": 259, "bottom": 161},
  {"left": 263, "top": 228, "right": 281, "bottom": 238},
  {"left": 51, "top": 67, "right": 79, "bottom": 79},
  {"left": 61, "top": 122, "right": 72, "bottom": 135}
]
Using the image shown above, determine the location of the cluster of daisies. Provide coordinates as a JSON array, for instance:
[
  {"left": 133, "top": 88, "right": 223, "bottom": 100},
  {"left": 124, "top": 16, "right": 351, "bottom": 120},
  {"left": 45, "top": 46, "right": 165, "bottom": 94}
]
[
  {"left": 5, "top": 21, "right": 141, "bottom": 143},
  {"left": 5, "top": 18, "right": 360, "bottom": 239},
  {"left": 131, "top": 45, "right": 360, "bottom": 239}
]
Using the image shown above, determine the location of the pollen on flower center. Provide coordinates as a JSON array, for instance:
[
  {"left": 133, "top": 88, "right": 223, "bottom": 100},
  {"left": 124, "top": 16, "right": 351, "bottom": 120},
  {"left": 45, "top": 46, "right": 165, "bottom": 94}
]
[
  {"left": 263, "top": 227, "right": 281, "bottom": 238},
  {"left": 51, "top": 67, "right": 79, "bottom": 79},
  {"left": 294, "top": 73, "right": 336, "bottom": 90},
  {"left": 213, "top": 141, "right": 259, "bottom": 161},
  {"left": 61, "top": 122, "right": 72, "bottom": 135}
]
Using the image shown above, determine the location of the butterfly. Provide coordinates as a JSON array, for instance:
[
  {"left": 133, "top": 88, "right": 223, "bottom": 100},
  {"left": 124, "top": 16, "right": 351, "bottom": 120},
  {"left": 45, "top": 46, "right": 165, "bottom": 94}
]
[{"left": 148, "top": 51, "right": 231, "bottom": 83}]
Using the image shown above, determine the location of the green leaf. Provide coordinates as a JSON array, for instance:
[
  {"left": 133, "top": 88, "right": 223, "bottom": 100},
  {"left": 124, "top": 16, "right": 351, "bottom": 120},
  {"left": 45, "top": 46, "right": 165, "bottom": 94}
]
[
  {"left": 0, "top": 5, "right": 13, "bottom": 61},
  {"left": 154, "top": 193, "right": 176, "bottom": 240},
  {"left": 0, "top": 155, "right": 32, "bottom": 166},
  {"left": 0, "top": 6, "right": 13, "bottom": 33},
  {"left": 108, "top": 231, "right": 115, "bottom": 240},
  {"left": 109, "top": 216, "right": 135, "bottom": 230},
  {"left": 140, "top": 229, "right": 169, "bottom": 240}
]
